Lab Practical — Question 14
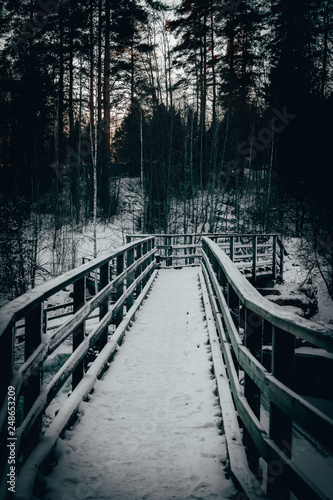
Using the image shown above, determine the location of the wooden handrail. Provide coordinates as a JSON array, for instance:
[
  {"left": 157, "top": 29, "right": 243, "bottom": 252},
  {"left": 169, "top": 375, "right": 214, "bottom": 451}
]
[
  {"left": 0, "top": 238, "right": 155, "bottom": 339},
  {"left": 127, "top": 233, "right": 286, "bottom": 278},
  {"left": 0, "top": 236, "right": 156, "bottom": 496},
  {"left": 202, "top": 237, "right": 333, "bottom": 350},
  {"left": 0, "top": 232, "right": 294, "bottom": 498},
  {"left": 201, "top": 236, "right": 333, "bottom": 500}
]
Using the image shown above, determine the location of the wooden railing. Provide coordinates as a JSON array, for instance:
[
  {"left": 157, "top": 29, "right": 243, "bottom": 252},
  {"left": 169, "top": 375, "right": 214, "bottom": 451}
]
[
  {"left": 127, "top": 233, "right": 286, "bottom": 281},
  {"left": 2, "top": 231, "right": 328, "bottom": 500},
  {"left": 0, "top": 236, "right": 156, "bottom": 499},
  {"left": 201, "top": 236, "right": 333, "bottom": 500}
]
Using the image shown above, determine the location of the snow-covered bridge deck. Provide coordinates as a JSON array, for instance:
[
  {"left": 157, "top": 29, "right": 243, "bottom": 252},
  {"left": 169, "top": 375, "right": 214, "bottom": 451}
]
[
  {"left": 43, "top": 268, "right": 237, "bottom": 500},
  {"left": 1, "top": 234, "right": 333, "bottom": 500}
]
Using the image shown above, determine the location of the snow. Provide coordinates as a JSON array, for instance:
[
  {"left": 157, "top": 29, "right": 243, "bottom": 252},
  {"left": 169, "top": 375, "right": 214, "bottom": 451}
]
[
  {"left": 42, "top": 268, "right": 237, "bottom": 500},
  {"left": 281, "top": 237, "right": 333, "bottom": 325}
]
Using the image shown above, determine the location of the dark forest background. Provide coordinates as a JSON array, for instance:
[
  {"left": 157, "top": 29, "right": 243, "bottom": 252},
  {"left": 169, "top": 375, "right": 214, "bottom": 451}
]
[{"left": 0, "top": 0, "right": 332, "bottom": 298}]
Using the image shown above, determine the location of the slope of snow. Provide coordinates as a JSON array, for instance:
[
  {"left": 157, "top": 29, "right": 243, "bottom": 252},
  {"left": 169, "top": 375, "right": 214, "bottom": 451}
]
[
  {"left": 42, "top": 268, "right": 237, "bottom": 500},
  {"left": 281, "top": 237, "right": 333, "bottom": 325}
]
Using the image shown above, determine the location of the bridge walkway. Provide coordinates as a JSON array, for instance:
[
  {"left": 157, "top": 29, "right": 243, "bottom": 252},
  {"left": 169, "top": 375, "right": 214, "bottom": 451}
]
[
  {"left": 2, "top": 234, "right": 332, "bottom": 500},
  {"left": 43, "top": 268, "right": 238, "bottom": 500}
]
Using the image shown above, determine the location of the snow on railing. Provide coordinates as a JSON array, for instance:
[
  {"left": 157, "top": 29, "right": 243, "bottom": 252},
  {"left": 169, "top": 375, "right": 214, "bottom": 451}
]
[
  {"left": 0, "top": 236, "right": 156, "bottom": 499},
  {"left": 201, "top": 236, "right": 333, "bottom": 500},
  {"left": 127, "top": 233, "right": 286, "bottom": 281}
]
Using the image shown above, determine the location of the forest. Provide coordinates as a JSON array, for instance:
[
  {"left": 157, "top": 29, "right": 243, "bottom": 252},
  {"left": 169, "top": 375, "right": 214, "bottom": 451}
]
[{"left": 0, "top": 0, "right": 332, "bottom": 300}]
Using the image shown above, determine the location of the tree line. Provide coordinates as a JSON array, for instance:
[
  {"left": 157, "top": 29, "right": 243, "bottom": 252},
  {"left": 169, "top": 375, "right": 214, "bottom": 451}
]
[{"left": 0, "top": 0, "right": 332, "bottom": 294}]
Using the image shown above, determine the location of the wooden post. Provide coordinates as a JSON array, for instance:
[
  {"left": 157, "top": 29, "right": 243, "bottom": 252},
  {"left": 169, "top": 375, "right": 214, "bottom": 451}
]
[
  {"left": 150, "top": 237, "right": 155, "bottom": 275},
  {"left": 0, "top": 323, "right": 14, "bottom": 480},
  {"left": 243, "top": 307, "right": 262, "bottom": 474},
  {"left": 272, "top": 235, "right": 277, "bottom": 280},
  {"left": 0, "top": 323, "right": 14, "bottom": 408},
  {"left": 189, "top": 235, "right": 194, "bottom": 265},
  {"left": 98, "top": 262, "right": 109, "bottom": 350},
  {"left": 147, "top": 238, "right": 155, "bottom": 278},
  {"left": 228, "top": 285, "right": 239, "bottom": 331},
  {"left": 24, "top": 302, "right": 43, "bottom": 456},
  {"left": 280, "top": 244, "right": 284, "bottom": 281},
  {"left": 126, "top": 235, "right": 131, "bottom": 244},
  {"left": 72, "top": 277, "right": 85, "bottom": 390},
  {"left": 252, "top": 235, "right": 257, "bottom": 283},
  {"left": 167, "top": 236, "right": 172, "bottom": 267},
  {"left": 267, "top": 326, "right": 295, "bottom": 499},
  {"left": 262, "top": 319, "right": 273, "bottom": 369},
  {"left": 202, "top": 239, "right": 207, "bottom": 270},
  {"left": 229, "top": 236, "right": 234, "bottom": 262},
  {"left": 142, "top": 241, "right": 148, "bottom": 286},
  {"left": 126, "top": 247, "right": 135, "bottom": 310},
  {"left": 115, "top": 254, "right": 124, "bottom": 326},
  {"left": 184, "top": 235, "right": 188, "bottom": 265},
  {"left": 43, "top": 308, "right": 48, "bottom": 334},
  {"left": 135, "top": 244, "right": 142, "bottom": 298}
]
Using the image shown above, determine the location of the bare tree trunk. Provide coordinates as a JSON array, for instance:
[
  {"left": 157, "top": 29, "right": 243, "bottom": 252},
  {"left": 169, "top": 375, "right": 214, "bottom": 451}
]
[
  {"left": 90, "top": 0, "right": 95, "bottom": 162},
  {"left": 321, "top": 0, "right": 330, "bottom": 98},
  {"left": 58, "top": 8, "right": 65, "bottom": 166},
  {"left": 210, "top": 7, "right": 216, "bottom": 123},
  {"left": 76, "top": 57, "right": 83, "bottom": 225},
  {"left": 212, "top": 112, "right": 229, "bottom": 232},
  {"left": 140, "top": 108, "right": 145, "bottom": 229},
  {"left": 103, "top": 0, "right": 111, "bottom": 217},
  {"left": 95, "top": 0, "right": 103, "bottom": 205},
  {"left": 90, "top": 82, "right": 98, "bottom": 293}
]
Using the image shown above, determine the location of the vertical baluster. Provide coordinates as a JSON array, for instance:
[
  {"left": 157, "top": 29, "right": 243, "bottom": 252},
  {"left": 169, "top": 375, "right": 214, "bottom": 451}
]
[
  {"left": 229, "top": 236, "right": 234, "bottom": 262},
  {"left": 127, "top": 247, "right": 135, "bottom": 310},
  {"left": 23, "top": 302, "right": 43, "bottom": 456},
  {"left": 0, "top": 323, "right": 14, "bottom": 480},
  {"left": 190, "top": 235, "right": 195, "bottom": 265},
  {"left": 184, "top": 235, "right": 188, "bottom": 265},
  {"left": 228, "top": 285, "right": 239, "bottom": 330},
  {"left": 135, "top": 243, "right": 142, "bottom": 297},
  {"left": 115, "top": 254, "right": 124, "bottom": 327},
  {"left": 150, "top": 237, "right": 156, "bottom": 275},
  {"left": 142, "top": 240, "right": 148, "bottom": 286},
  {"left": 280, "top": 244, "right": 285, "bottom": 281},
  {"left": 272, "top": 235, "right": 277, "bottom": 280},
  {"left": 262, "top": 319, "right": 273, "bottom": 371},
  {"left": 98, "top": 262, "right": 109, "bottom": 350},
  {"left": 243, "top": 307, "right": 262, "bottom": 475},
  {"left": 267, "top": 326, "right": 295, "bottom": 499},
  {"left": 252, "top": 235, "right": 257, "bottom": 283},
  {"left": 202, "top": 239, "right": 206, "bottom": 270},
  {"left": 72, "top": 277, "right": 85, "bottom": 390},
  {"left": 0, "top": 323, "right": 14, "bottom": 407},
  {"left": 167, "top": 236, "right": 172, "bottom": 267}
]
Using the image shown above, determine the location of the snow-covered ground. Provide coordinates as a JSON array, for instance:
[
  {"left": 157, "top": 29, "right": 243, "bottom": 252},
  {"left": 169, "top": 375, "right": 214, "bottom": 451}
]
[
  {"left": 269, "top": 237, "right": 333, "bottom": 325},
  {"left": 42, "top": 268, "right": 237, "bottom": 500}
]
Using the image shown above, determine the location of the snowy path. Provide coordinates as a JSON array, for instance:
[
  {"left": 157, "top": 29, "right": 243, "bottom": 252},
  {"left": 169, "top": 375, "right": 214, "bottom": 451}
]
[{"left": 43, "top": 268, "right": 237, "bottom": 500}]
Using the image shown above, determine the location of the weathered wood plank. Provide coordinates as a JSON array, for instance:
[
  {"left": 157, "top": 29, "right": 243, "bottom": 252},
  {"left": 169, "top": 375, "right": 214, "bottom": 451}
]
[
  {"left": 202, "top": 237, "right": 333, "bottom": 351},
  {"left": 201, "top": 238, "right": 333, "bottom": 499},
  {"left": 12, "top": 270, "right": 159, "bottom": 500},
  {"left": 72, "top": 277, "right": 85, "bottom": 390},
  {"left": 204, "top": 242, "right": 333, "bottom": 449},
  {"left": 0, "top": 237, "right": 155, "bottom": 340},
  {"left": 24, "top": 302, "right": 43, "bottom": 457},
  {"left": 14, "top": 261, "right": 156, "bottom": 467},
  {"left": 98, "top": 262, "right": 109, "bottom": 350},
  {"left": 199, "top": 268, "right": 268, "bottom": 500},
  {"left": 126, "top": 247, "right": 135, "bottom": 310}
]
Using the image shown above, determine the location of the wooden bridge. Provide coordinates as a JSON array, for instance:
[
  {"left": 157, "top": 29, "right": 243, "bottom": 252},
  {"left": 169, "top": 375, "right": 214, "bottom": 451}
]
[{"left": 0, "top": 234, "right": 332, "bottom": 500}]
